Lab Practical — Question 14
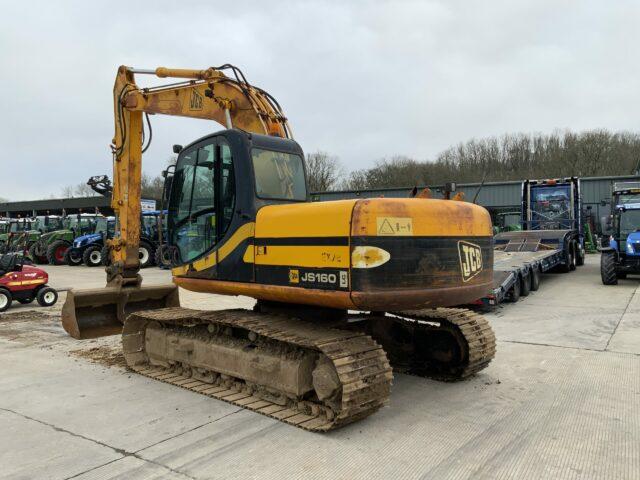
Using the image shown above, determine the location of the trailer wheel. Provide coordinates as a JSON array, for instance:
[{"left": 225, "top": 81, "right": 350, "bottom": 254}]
[
  {"left": 569, "top": 242, "right": 577, "bottom": 271},
  {"left": 530, "top": 268, "right": 541, "bottom": 291},
  {"left": 521, "top": 270, "right": 532, "bottom": 297},
  {"left": 509, "top": 276, "right": 521, "bottom": 302},
  {"left": 576, "top": 245, "right": 585, "bottom": 266},
  {"left": 83, "top": 245, "right": 102, "bottom": 267},
  {"left": 37, "top": 287, "right": 58, "bottom": 307},
  {"left": 0, "top": 289, "right": 12, "bottom": 312},
  {"left": 559, "top": 242, "right": 571, "bottom": 273},
  {"left": 600, "top": 252, "right": 618, "bottom": 285}
]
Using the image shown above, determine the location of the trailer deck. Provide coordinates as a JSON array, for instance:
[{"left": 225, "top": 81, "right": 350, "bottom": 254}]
[{"left": 481, "top": 229, "right": 577, "bottom": 306}]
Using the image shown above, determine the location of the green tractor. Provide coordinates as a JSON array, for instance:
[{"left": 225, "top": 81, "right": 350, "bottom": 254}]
[
  {"left": 0, "top": 219, "right": 33, "bottom": 254},
  {"left": 492, "top": 211, "right": 522, "bottom": 235},
  {"left": 0, "top": 219, "right": 9, "bottom": 250},
  {"left": 31, "top": 214, "right": 100, "bottom": 265},
  {"left": 8, "top": 216, "right": 65, "bottom": 261}
]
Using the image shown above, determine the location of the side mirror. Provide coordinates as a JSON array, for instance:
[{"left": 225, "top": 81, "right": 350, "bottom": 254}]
[{"left": 172, "top": 145, "right": 183, "bottom": 154}]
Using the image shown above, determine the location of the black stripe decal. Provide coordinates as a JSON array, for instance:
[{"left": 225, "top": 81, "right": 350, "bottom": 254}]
[
  {"left": 253, "top": 235, "right": 493, "bottom": 247},
  {"left": 353, "top": 235, "right": 494, "bottom": 242},
  {"left": 254, "top": 237, "right": 349, "bottom": 246}
]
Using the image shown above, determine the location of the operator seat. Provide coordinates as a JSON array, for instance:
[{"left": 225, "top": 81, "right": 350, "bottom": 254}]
[{"left": 0, "top": 253, "right": 19, "bottom": 277}]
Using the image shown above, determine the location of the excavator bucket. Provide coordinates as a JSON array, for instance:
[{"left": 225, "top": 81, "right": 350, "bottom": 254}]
[{"left": 61, "top": 284, "right": 179, "bottom": 339}]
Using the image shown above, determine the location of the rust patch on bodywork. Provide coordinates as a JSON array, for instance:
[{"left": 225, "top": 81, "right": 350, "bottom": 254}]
[{"left": 351, "top": 198, "right": 492, "bottom": 238}]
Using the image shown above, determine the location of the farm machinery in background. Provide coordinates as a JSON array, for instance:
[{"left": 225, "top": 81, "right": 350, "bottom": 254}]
[
  {"left": 0, "top": 218, "right": 33, "bottom": 254},
  {"left": 600, "top": 182, "right": 640, "bottom": 284},
  {"left": 86, "top": 175, "right": 170, "bottom": 268},
  {"left": 65, "top": 216, "right": 116, "bottom": 267},
  {"left": 6, "top": 215, "right": 65, "bottom": 262},
  {"left": 0, "top": 219, "right": 11, "bottom": 252},
  {"left": 63, "top": 210, "right": 168, "bottom": 268},
  {"left": 29, "top": 214, "right": 100, "bottom": 265}
]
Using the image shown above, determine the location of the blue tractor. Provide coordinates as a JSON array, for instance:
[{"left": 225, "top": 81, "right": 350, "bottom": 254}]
[
  {"left": 99, "top": 210, "right": 168, "bottom": 269},
  {"left": 65, "top": 216, "right": 116, "bottom": 267},
  {"left": 142, "top": 210, "right": 171, "bottom": 269},
  {"left": 601, "top": 183, "right": 640, "bottom": 284}
]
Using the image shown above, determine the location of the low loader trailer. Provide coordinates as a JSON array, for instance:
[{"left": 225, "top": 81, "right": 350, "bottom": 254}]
[{"left": 478, "top": 178, "right": 584, "bottom": 306}]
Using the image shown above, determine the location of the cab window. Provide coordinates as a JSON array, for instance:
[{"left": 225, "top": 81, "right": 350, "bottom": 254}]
[
  {"left": 252, "top": 148, "right": 306, "bottom": 201},
  {"left": 169, "top": 138, "right": 235, "bottom": 264}
]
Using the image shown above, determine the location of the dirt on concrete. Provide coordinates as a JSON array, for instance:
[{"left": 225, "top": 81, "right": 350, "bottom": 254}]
[
  {"left": 0, "top": 310, "right": 56, "bottom": 323},
  {"left": 70, "top": 345, "right": 127, "bottom": 369}
]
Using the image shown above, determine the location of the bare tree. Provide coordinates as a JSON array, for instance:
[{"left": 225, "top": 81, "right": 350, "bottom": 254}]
[
  {"left": 305, "top": 151, "right": 344, "bottom": 192},
  {"left": 340, "top": 129, "right": 640, "bottom": 191},
  {"left": 340, "top": 169, "right": 369, "bottom": 190},
  {"left": 60, "top": 185, "right": 74, "bottom": 198},
  {"left": 141, "top": 173, "right": 166, "bottom": 200},
  {"left": 74, "top": 182, "right": 99, "bottom": 197}
]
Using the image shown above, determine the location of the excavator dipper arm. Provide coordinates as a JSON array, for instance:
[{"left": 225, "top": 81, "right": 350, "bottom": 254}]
[{"left": 62, "top": 65, "right": 290, "bottom": 339}]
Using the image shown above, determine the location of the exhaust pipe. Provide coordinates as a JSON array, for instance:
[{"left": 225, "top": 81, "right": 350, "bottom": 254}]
[{"left": 61, "top": 284, "right": 179, "bottom": 339}]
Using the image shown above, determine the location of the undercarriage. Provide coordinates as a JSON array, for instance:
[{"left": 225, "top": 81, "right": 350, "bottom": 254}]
[{"left": 122, "top": 304, "right": 496, "bottom": 431}]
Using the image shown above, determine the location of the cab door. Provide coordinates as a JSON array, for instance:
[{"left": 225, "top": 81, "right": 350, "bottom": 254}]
[
  {"left": 168, "top": 137, "right": 218, "bottom": 276},
  {"left": 168, "top": 135, "right": 244, "bottom": 281},
  {"left": 212, "top": 137, "right": 251, "bottom": 282}
]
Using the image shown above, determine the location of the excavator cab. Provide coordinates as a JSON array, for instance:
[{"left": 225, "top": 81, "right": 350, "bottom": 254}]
[
  {"left": 167, "top": 129, "right": 305, "bottom": 275},
  {"left": 62, "top": 129, "right": 306, "bottom": 339}
]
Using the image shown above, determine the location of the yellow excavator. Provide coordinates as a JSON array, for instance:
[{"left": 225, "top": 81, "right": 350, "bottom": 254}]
[{"left": 61, "top": 65, "right": 496, "bottom": 431}]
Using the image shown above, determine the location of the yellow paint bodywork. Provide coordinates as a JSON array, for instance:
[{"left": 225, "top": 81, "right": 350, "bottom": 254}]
[
  {"left": 172, "top": 197, "right": 493, "bottom": 310},
  {"left": 252, "top": 200, "right": 356, "bottom": 270},
  {"left": 255, "top": 200, "right": 356, "bottom": 238},
  {"left": 172, "top": 197, "right": 492, "bottom": 277}
]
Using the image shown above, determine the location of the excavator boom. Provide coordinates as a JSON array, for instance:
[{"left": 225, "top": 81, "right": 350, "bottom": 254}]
[{"left": 62, "top": 65, "right": 291, "bottom": 338}]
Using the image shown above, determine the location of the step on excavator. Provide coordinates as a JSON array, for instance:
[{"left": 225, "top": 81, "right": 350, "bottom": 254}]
[{"left": 62, "top": 65, "right": 496, "bottom": 431}]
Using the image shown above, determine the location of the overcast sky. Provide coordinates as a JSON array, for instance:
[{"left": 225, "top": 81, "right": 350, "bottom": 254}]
[{"left": 1, "top": 0, "right": 638, "bottom": 201}]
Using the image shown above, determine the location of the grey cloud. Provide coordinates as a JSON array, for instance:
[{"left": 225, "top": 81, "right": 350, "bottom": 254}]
[{"left": 1, "top": 0, "right": 638, "bottom": 200}]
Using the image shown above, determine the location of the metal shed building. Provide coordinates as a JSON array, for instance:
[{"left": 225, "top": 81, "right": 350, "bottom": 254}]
[{"left": 0, "top": 196, "right": 112, "bottom": 218}]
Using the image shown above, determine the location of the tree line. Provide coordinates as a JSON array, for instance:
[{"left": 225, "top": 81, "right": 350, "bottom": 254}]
[
  {"left": 49, "top": 129, "right": 640, "bottom": 200},
  {"left": 306, "top": 130, "right": 640, "bottom": 192}
]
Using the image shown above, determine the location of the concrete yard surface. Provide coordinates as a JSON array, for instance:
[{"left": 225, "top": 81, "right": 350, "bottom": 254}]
[{"left": 0, "top": 256, "right": 639, "bottom": 479}]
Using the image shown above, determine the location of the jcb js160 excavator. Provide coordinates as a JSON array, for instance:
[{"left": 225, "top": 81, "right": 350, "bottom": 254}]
[{"left": 62, "top": 65, "right": 496, "bottom": 431}]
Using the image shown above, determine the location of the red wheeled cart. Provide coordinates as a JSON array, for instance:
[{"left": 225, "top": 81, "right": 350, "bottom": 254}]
[{"left": 0, "top": 253, "right": 58, "bottom": 312}]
